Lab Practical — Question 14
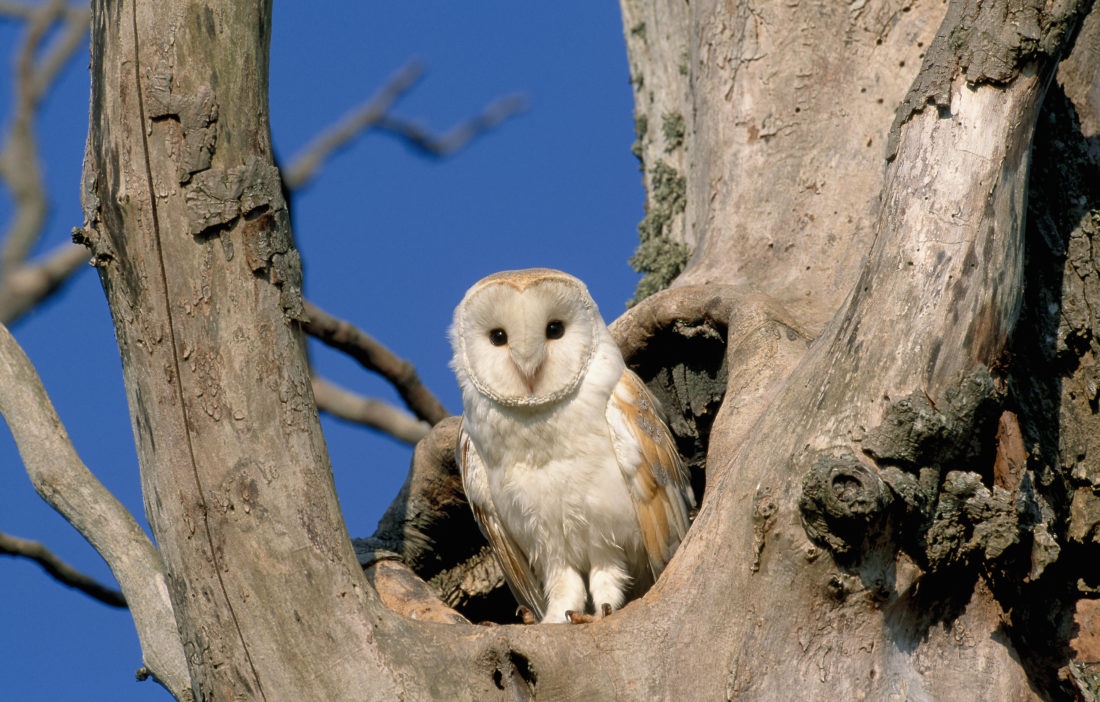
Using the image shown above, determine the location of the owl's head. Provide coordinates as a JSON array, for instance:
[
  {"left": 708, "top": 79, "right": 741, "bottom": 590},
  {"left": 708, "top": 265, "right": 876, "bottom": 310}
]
[{"left": 451, "top": 268, "right": 603, "bottom": 407}]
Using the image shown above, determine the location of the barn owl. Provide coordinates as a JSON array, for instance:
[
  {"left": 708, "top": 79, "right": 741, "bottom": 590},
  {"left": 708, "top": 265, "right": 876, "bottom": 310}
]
[{"left": 450, "top": 268, "right": 695, "bottom": 623}]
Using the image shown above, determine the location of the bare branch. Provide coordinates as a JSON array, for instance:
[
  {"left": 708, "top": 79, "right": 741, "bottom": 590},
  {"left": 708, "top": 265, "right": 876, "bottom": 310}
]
[
  {"left": 0, "top": 530, "right": 126, "bottom": 608},
  {"left": 374, "top": 93, "right": 527, "bottom": 158},
  {"left": 0, "top": 323, "right": 190, "bottom": 699},
  {"left": 281, "top": 58, "right": 527, "bottom": 190},
  {"left": 282, "top": 59, "right": 425, "bottom": 190},
  {"left": 0, "top": 1, "right": 85, "bottom": 20},
  {"left": 312, "top": 375, "right": 430, "bottom": 444},
  {"left": 303, "top": 300, "right": 451, "bottom": 425},
  {"left": 0, "top": 1, "right": 90, "bottom": 325},
  {"left": 0, "top": 242, "right": 89, "bottom": 325},
  {"left": 0, "top": 0, "right": 61, "bottom": 279},
  {"left": 362, "top": 558, "right": 469, "bottom": 624},
  {"left": 28, "top": 5, "right": 89, "bottom": 100},
  {"left": 0, "top": 2, "right": 33, "bottom": 17}
]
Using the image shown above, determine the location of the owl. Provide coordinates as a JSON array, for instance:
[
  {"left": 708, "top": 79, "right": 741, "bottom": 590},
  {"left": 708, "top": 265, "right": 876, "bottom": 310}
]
[{"left": 450, "top": 268, "right": 695, "bottom": 623}]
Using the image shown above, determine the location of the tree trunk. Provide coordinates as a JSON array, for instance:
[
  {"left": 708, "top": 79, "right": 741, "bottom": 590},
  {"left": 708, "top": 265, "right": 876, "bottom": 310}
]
[
  {"left": 76, "top": 0, "right": 1099, "bottom": 700},
  {"left": 80, "top": 1, "right": 399, "bottom": 697}
]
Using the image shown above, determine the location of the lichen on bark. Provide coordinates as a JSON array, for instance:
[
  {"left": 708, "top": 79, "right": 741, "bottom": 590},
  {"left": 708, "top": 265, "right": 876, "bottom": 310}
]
[
  {"left": 629, "top": 159, "right": 688, "bottom": 306},
  {"left": 661, "top": 112, "right": 684, "bottom": 153},
  {"left": 630, "top": 112, "right": 648, "bottom": 164}
]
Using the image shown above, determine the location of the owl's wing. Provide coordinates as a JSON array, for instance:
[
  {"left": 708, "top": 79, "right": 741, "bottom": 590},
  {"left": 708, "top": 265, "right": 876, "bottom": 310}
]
[
  {"left": 456, "top": 424, "right": 546, "bottom": 620},
  {"left": 606, "top": 368, "right": 696, "bottom": 580}
]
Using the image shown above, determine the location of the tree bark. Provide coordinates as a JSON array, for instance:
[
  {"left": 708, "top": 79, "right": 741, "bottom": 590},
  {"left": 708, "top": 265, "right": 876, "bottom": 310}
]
[
  {"left": 69, "top": 0, "right": 1100, "bottom": 700},
  {"left": 80, "top": 1, "right": 399, "bottom": 698}
]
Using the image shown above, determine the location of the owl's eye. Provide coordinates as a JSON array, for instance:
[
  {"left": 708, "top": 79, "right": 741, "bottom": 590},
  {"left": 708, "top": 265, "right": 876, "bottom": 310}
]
[
  {"left": 546, "top": 320, "right": 565, "bottom": 340},
  {"left": 488, "top": 328, "right": 508, "bottom": 346}
]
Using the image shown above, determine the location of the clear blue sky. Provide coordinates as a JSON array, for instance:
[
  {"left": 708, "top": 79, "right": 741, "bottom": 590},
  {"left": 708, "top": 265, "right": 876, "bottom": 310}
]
[{"left": 1, "top": 3, "right": 641, "bottom": 699}]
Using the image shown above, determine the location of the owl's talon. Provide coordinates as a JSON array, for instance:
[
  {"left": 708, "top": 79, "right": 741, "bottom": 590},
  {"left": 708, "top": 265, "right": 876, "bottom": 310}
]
[
  {"left": 567, "top": 604, "right": 613, "bottom": 624},
  {"left": 516, "top": 605, "right": 538, "bottom": 625}
]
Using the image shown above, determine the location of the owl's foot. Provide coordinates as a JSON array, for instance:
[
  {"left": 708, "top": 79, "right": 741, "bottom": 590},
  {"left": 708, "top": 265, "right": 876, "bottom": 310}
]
[
  {"left": 565, "top": 603, "right": 613, "bottom": 624},
  {"left": 516, "top": 605, "right": 538, "bottom": 625}
]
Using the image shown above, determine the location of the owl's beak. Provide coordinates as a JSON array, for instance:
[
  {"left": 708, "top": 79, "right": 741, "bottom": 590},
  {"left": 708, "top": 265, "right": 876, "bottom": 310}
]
[{"left": 510, "top": 342, "right": 545, "bottom": 394}]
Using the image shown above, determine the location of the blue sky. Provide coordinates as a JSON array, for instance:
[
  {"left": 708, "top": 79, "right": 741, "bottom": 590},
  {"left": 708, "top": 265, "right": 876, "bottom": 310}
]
[{"left": 1, "top": 3, "right": 642, "bottom": 699}]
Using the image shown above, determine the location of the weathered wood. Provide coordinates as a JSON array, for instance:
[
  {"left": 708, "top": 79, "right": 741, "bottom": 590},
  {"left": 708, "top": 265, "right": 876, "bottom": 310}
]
[
  {"left": 66, "top": 0, "right": 1099, "bottom": 698},
  {"left": 80, "top": 1, "right": 398, "bottom": 698},
  {"left": 0, "top": 323, "right": 190, "bottom": 699},
  {"left": 669, "top": 0, "right": 949, "bottom": 333}
]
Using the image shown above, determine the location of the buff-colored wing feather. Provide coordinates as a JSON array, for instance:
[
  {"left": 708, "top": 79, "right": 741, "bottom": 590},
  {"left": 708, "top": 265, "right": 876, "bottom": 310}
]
[
  {"left": 456, "top": 425, "right": 546, "bottom": 620},
  {"left": 606, "top": 369, "right": 695, "bottom": 579}
]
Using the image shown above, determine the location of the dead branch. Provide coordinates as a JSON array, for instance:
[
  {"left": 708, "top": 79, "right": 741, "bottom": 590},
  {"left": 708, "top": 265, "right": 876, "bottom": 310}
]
[
  {"left": 312, "top": 375, "right": 430, "bottom": 444},
  {"left": 362, "top": 558, "right": 468, "bottom": 624},
  {"left": 303, "top": 299, "right": 451, "bottom": 424},
  {"left": 0, "top": 323, "right": 190, "bottom": 699},
  {"left": 282, "top": 59, "right": 425, "bottom": 190},
  {"left": 0, "top": 530, "right": 126, "bottom": 607},
  {"left": 0, "top": 242, "right": 88, "bottom": 324},
  {"left": 374, "top": 93, "right": 527, "bottom": 158},
  {"left": 281, "top": 58, "right": 526, "bottom": 190},
  {"left": 357, "top": 417, "right": 467, "bottom": 569},
  {"left": 25, "top": 3, "right": 88, "bottom": 99},
  {"left": 609, "top": 284, "right": 808, "bottom": 357},
  {"left": 354, "top": 417, "right": 505, "bottom": 618},
  {"left": 0, "top": 1, "right": 90, "bottom": 324},
  {"left": 0, "top": 1, "right": 86, "bottom": 20},
  {"left": 0, "top": 0, "right": 60, "bottom": 278}
]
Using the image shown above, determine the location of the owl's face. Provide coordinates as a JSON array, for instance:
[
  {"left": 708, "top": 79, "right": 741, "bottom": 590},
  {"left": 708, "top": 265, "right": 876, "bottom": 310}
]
[{"left": 451, "top": 269, "right": 602, "bottom": 407}]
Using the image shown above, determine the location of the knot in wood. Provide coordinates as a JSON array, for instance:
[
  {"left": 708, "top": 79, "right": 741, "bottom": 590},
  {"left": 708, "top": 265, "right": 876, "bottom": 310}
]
[
  {"left": 799, "top": 455, "right": 891, "bottom": 559},
  {"left": 813, "top": 457, "right": 889, "bottom": 521}
]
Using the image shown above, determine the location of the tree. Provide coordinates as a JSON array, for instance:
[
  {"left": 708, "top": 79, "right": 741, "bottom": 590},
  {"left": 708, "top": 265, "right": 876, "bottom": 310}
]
[{"left": 2, "top": 0, "right": 1099, "bottom": 699}]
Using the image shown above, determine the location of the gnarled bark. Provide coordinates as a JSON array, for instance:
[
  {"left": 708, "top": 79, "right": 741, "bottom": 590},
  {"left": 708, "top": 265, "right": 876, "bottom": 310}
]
[{"left": 62, "top": 0, "right": 1100, "bottom": 699}]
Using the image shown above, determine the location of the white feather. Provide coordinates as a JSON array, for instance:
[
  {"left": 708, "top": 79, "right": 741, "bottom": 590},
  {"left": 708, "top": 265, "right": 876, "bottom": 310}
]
[{"left": 452, "top": 269, "right": 694, "bottom": 623}]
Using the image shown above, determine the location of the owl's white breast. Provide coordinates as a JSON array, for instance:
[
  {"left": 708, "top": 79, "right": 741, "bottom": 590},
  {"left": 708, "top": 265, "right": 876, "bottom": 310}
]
[{"left": 459, "top": 331, "right": 646, "bottom": 577}]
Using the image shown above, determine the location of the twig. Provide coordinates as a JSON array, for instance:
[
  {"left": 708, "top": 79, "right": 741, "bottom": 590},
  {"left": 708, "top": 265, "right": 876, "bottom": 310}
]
[
  {"left": 282, "top": 59, "right": 425, "bottom": 190},
  {"left": 281, "top": 59, "right": 527, "bottom": 190},
  {"left": 0, "top": 243, "right": 89, "bottom": 324},
  {"left": 0, "top": 1, "right": 90, "bottom": 325},
  {"left": 0, "top": 322, "right": 190, "bottom": 698},
  {"left": 0, "top": 530, "right": 127, "bottom": 607},
  {"left": 375, "top": 93, "right": 527, "bottom": 158},
  {"left": 303, "top": 300, "right": 450, "bottom": 425},
  {"left": 312, "top": 376, "right": 430, "bottom": 444}
]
